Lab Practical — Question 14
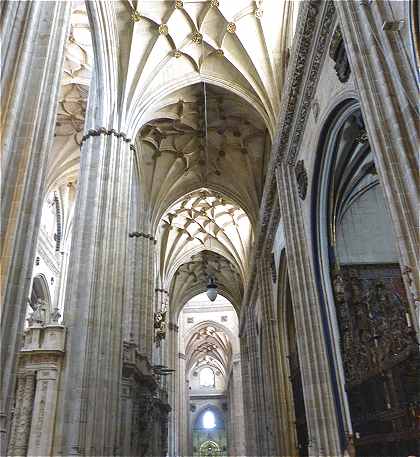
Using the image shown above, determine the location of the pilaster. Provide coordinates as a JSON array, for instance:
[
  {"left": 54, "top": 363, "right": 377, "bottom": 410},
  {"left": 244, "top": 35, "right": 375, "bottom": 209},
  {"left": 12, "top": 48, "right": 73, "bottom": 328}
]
[
  {"left": 275, "top": 165, "right": 342, "bottom": 457},
  {"left": 258, "top": 257, "right": 293, "bottom": 456}
]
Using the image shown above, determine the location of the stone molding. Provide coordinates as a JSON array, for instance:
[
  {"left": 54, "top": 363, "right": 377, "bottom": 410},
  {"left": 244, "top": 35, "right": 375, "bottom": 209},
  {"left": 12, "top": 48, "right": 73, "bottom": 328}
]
[{"left": 80, "top": 127, "right": 137, "bottom": 152}]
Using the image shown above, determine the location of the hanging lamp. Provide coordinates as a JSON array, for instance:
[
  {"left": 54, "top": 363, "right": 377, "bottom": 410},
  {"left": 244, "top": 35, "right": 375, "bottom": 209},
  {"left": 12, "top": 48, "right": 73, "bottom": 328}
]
[{"left": 206, "top": 276, "right": 218, "bottom": 302}]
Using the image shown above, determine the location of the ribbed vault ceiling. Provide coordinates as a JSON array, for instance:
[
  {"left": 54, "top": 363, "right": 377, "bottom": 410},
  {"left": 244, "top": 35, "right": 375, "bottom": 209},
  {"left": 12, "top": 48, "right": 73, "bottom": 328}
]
[
  {"left": 171, "top": 251, "right": 243, "bottom": 314},
  {"left": 186, "top": 322, "right": 233, "bottom": 380},
  {"left": 127, "top": 0, "right": 297, "bottom": 132},
  {"left": 159, "top": 189, "right": 251, "bottom": 289},
  {"left": 48, "top": 0, "right": 297, "bottom": 190},
  {"left": 140, "top": 83, "right": 268, "bottom": 226},
  {"left": 45, "top": 0, "right": 297, "bottom": 315}
]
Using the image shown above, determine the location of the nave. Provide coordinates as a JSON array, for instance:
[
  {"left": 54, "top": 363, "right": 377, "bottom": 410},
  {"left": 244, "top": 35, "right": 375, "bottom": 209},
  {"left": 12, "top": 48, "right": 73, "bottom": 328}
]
[{"left": 1, "top": 1, "right": 419, "bottom": 456}]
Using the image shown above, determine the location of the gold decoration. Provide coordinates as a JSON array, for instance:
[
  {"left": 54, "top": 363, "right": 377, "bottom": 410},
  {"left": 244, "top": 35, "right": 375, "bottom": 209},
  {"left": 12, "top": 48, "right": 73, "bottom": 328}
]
[
  {"left": 173, "top": 50, "right": 182, "bottom": 58},
  {"left": 131, "top": 10, "right": 141, "bottom": 22},
  {"left": 216, "top": 48, "right": 224, "bottom": 56},
  {"left": 192, "top": 31, "right": 203, "bottom": 44},
  {"left": 210, "top": 0, "right": 219, "bottom": 7},
  {"left": 175, "top": 0, "right": 183, "bottom": 8},
  {"left": 227, "top": 22, "right": 236, "bottom": 33},
  {"left": 159, "top": 24, "right": 169, "bottom": 35}
]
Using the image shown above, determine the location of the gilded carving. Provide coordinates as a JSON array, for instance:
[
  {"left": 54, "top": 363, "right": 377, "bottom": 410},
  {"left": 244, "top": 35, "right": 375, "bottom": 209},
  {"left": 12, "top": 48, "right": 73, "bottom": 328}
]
[
  {"left": 227, "top": 22, "right": 236, "bottom": 34},
  {"left": 159, "top": 24, "right": 169, "bottom": 36},
  {"left": 191, "top": 31, "right": 203, "bottom": 44}
]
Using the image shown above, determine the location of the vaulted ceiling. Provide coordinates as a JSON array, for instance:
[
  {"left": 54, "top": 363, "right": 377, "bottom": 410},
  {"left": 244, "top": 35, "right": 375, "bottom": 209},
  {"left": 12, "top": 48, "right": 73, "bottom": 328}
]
[
  {"left": 46, "top": 0, "right": 298, "bottom": 311},
  {"left": 139, "top": 82, "right": 268, "bottom": 227},
  {"left": 158, "top": 189, "right": 250, "bottom": 307},
  {"left": 186, "top": 322, "right": 233, "bottom": 380}
]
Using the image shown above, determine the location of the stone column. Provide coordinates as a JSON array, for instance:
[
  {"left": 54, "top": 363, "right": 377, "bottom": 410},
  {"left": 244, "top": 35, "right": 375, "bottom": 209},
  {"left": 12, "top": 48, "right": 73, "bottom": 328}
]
[
  {"left": 239, "top": 326, "right": 258, "bottom": 457},
  {"left": 276, "top": 165, "right": 342, "bottom": 457},
  {"left": 245, "top": 306, "right": 269, "bottom": 456},
  {"left": 127, "top": 226, "right": 155, "bottom": 355},
  {"left": 56, "top": 100, "right": 135, "bottom": 454},
  {"left": 336, "top": 0, "right": 420, "bottom": 330},
  {"left": 166, "top": 322, "right": 179, "bottom": 456},
  {"left": 258, "top": 259, "right": 290, "bottom": 456},
  {"left": 0, "top": 2, "right": 71, "bottom": 450},
  {"left": 230, "top": 357, "right": 246, "bottom": 457},
  {"left": 27, "top": 369, "right": 60, "bottom": 456}
]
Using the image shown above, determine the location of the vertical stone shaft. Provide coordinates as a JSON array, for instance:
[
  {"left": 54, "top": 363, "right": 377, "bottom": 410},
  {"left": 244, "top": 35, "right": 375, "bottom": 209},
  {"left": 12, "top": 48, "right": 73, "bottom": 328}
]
[
  {"left": 7, "top": 374, "right": 25, "bottom": 454},
  {"left": 276, "top": 165, "right": 342, "bottom": 456},
  {"left": 27, "top": 370, "right": 59, "bottom": 456},
  {"left": 258, "top": 258, "right": 290, "bottom": 456},
  {"left": 0, "top": 2, "right": 71, "bottom": 452},
  {"left": 58, "top": 119, "right": 133, "bottom": 455},
  {"left": 239, "top": 334, "right": 258, "bottom": 456},
  {"left": 336, "top": 0, "right": 420, "bottom": 328},
  {"left": 11, "top": 373, "right": 36, "bottom": 456},
  {"left": 245, "top": 306, "right": 269, "bottom": 456},
  {"left": 230, "top": 358, "right": 246, "bottom": 456}
]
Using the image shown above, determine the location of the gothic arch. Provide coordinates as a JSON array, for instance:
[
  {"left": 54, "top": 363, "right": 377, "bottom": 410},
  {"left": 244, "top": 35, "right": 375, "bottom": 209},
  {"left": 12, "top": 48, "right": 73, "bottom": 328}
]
[
  {"left": 311, "top": 100, "right": 420, "bottom": 455},
  {"left": 29, "top": 274, "right": 52, "bottom": 310}
]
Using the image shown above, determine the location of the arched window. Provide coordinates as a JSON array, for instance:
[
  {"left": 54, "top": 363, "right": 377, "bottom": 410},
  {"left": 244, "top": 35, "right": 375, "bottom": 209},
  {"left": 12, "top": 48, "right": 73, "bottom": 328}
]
[
  {"left": 202, "top": 410, "right": 216, "bottom": 429},
  {"left": 199, "top": 367, "right": 215, "bottom": 388}
]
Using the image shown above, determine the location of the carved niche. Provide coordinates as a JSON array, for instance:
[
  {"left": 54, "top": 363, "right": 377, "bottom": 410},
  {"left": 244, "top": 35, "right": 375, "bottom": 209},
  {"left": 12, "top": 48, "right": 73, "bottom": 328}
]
[
  {"left": 329, "top": 26, "right": 351, "bottom": 83},
  {"left": 295, "top": 160, "right": 308, "bottom": 200}
]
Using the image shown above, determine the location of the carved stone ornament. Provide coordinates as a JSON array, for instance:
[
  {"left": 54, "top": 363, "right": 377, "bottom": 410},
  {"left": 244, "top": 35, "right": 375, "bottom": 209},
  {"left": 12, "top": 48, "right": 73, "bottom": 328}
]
[
  {"left": 175, "top": 0, "right": 183, "bottom": 8},
  {"left": 50, "top": 307, "right": 61, "bottom": 323},
  {"left": 210, "top": 0, "right": 219, "bottom": 7},
  {"left": 154, "top": 310, "right": 167, "bottom": 345},
  {"left": 227, "top": 22, "right": 236, "bottom": 34},
  {"left": 131, "top": 10, "right": 141, "bottom": 23},
  {"left": 355, "top": 129, "right": 369, "bottom": 144},
  {"left": 329, "top": 26, "right": 351, "bottom": 83},
  {"left": 191, "top": 31, "right": 203, "bottom": 44},
  {"left": 295, "top": 160, "right": 308, "bottom": 200},
  {"left": 159, "top": 24, "right": 169, "bottom": 35},
  {"left": 312, "top": 99, "right": 320, "bottom": 122}
]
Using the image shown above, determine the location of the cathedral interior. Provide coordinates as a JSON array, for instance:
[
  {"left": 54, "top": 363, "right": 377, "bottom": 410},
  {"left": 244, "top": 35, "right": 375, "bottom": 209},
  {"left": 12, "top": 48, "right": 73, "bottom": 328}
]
[{"left": 1, "top": 1, "right": 419, "bottom": 456}]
